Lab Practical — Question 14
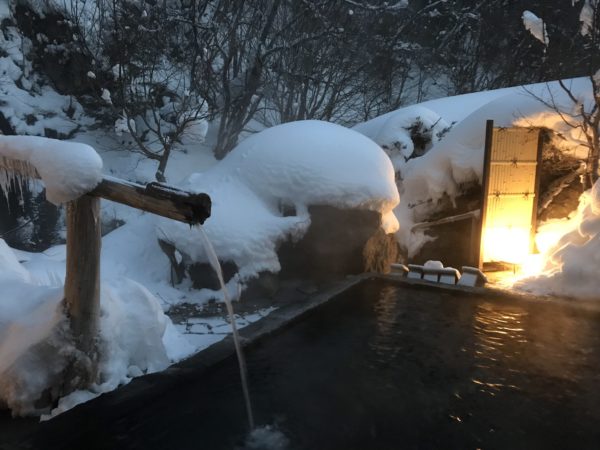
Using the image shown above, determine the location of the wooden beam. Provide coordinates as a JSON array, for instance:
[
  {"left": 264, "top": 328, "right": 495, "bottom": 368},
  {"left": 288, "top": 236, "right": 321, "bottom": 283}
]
[
  {"left": 0, "top": 157, "right": 211, "bottom": 225},
  {"left": 411, "top": 209, "right": 480, "bottom": 232},
  {"left": 530, "top": 128, "right": 543, "bottom": 253},
  {"left": 90, "top": 176, "right": 211, "bottom": 225},
  {"left": 1, "top": 156, "right": 211, "bottom": 395},
  {"left": 63, "top": 194, "right": 101, "bottom": 389}
]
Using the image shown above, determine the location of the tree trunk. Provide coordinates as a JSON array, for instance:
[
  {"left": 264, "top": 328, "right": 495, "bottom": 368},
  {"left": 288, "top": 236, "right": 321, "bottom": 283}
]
[
  {"left": 214, "top": 124, "right": 239, "bottom": 160},
  {"left": 155, "top": 145, "right": 171, "bottom": 182}
]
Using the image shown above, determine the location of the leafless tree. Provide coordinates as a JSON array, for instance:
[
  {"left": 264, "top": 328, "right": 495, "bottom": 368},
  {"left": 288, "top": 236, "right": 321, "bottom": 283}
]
[
  {"left": 523, "top": 1, "right": 600, "bottom": 188},
  {"left": 59, "top": 0, "right": 211, "bottom": 181}
]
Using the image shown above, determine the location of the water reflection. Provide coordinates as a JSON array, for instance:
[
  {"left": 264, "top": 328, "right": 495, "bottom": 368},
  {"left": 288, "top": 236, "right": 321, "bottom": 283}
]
[
  {"left": 369, "top": 285, "right": 402, "bottom": 367},
  {"left": 471, "top": 303, "right": 528, "bottom": 394},
  {"left": 470, "top": 298, "right": 600, "bottom": 401}
]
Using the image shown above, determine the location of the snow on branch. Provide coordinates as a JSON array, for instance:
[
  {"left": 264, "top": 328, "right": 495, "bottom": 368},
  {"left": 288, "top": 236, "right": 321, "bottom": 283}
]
[
  {"left": 579, "top": 0, "right": 599, "bottom": 36},
  {"left": 522, "top": 10, "right": 549, "bottom": 46},
  {"left": 0, "top": 136, "right": 103, "bottom": 204},
  {"left": 342, "top": 0, "right": 408, "bottom": 12}
]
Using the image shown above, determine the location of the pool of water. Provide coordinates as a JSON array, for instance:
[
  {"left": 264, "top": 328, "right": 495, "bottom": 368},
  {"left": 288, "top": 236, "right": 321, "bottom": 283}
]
[{"left": 12, "top": 279, "right": 600, "bottom": 449}]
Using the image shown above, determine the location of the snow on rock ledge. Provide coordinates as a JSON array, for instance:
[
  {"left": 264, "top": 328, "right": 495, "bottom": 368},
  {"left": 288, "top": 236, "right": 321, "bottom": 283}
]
[
  {"left": 353, "top": 105, "right": 450, "bottom": 174},
  {"left": 0, "top": 135, "right": 103, "bottom": 204},
  {"left": 223, "top": 120, "right": 400, "bottom": 224}
]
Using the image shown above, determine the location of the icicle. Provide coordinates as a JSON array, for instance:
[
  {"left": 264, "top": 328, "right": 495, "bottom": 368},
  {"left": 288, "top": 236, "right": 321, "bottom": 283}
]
[{"left": 0, "top": 156, "right": 41, "bottom": 209}]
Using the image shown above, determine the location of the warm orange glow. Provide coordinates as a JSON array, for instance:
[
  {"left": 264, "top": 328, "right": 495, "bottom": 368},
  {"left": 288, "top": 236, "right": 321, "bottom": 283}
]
[
  {"left": 520, "top": 253, "right": 544, "bottom": 277},
  {"left": 485, "top": 217, "right": 577, "bottom": 286},
  {"left": 482, "top": 226, "right": 531, "bottom": 264},
  {"left": 535, "top": 218, "right": 577, "bottom": 254}
]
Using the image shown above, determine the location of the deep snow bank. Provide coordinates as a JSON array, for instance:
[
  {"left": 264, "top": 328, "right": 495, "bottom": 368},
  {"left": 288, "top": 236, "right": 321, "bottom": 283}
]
[
  {"left": 159, "top": 120, "right": 400, "bottom": 283},
  {"left": 0, "top": 135, "right": 103, "bottom": 204},
  {"left": 0, "top": 239, "right": 193, "bottom": 417},
  {"left": 514, "top": 180, "right": 600, "bottom": 300}
]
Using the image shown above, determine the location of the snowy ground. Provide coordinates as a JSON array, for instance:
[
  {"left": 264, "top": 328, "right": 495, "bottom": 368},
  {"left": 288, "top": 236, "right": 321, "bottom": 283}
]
[{"left": 0, "top": 235, "right": 279, "bottom": 418}]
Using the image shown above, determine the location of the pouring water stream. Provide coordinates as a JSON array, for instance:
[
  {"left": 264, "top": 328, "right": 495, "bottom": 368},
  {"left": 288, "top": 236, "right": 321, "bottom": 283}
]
[{"left": 198, "top": 226, "right": 255, "bottom": 431}]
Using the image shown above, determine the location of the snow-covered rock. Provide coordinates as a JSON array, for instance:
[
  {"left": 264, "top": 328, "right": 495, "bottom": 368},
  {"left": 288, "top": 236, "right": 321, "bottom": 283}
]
[
  {"left": 353, "top": 105, "right": 450, "bottom": 173},
  {"left": 159, "top": 120, "right": 400, "bottom": 286},
  {"left": 224, "top": 120, "right": 399, "bottom": 223}
]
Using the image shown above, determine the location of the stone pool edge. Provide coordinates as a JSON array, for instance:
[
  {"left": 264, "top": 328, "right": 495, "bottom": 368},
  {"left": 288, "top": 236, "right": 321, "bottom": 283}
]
[
  {"left": 77, "top": 272, "right": 600, "bottom": 411},
  {"left": 39, "top": 275, "right": 371, "bottom": 417},
  {"left": 379, "top": 273, "right": 600, "bottom": 312},
  {"left": 17, "top": 272, "right": 600, "bottom": 432},
  {"left": 175, "top": 274, "right": 369, "bottom": 370}
]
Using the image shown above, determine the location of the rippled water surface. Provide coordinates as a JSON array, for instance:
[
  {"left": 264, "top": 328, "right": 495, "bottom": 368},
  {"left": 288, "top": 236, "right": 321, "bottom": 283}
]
[
  {"left": 21, "top": 280, "right": 600, "bottom": 450},
  {"left": 246, "top": 281, "right": 600, "bottom": 449}
]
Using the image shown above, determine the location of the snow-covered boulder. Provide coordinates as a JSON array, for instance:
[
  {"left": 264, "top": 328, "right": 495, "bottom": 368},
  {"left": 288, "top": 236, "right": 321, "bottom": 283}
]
[
  {"left": 277, "top": 205, "right": 399, "bottom": 280},
  {"left": 224, "top": 120, "right": 399, "bottom": 223},
  {"left": 158, "top": 120, "right": 400, "bottom": 291}
]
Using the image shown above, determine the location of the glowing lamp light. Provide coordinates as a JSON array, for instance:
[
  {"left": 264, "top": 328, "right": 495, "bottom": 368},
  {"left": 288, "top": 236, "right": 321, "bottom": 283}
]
[
  {"left": 520, "top": 253, "right": 544, "bottom": 277},
  {"left": 482, "top": 226, "right": 531, "bottom": 265}
]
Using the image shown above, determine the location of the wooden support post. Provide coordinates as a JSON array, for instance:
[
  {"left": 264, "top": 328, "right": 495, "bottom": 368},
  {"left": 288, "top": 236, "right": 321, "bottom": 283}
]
[
  {"left": 64, "top": 194, "right": 101, "bottom": 387},
  {"left": 476, "top": 119, "right": 494, "bottom": 270}
]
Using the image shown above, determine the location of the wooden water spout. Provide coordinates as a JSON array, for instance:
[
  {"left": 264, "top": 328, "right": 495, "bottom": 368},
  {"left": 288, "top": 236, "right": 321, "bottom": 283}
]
[{"left": 0, "top": 156, "right": 211, "bottom": 391}]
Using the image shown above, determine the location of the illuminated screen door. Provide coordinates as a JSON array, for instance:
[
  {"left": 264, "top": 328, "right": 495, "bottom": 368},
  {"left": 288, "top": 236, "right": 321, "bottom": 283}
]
[{"left": 479, "top": 121, "right": 542, "bottom": 267}]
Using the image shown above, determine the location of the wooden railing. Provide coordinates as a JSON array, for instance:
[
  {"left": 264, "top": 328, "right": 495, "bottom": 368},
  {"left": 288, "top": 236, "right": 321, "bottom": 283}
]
[{"left": 0, "top": 157, "right": 211, "bottom": 391}]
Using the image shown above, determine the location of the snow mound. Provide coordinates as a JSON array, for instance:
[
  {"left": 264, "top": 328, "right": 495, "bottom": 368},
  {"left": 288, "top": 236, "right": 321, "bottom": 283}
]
[
  {"left": 0, "top": 238, "right": 31, "bottom": 283},
  {"left": 222, "top": 120, "right": 399, "bottom": 216},
  {"left": 0, "top": 136, "right": 103, "bottom": 204},
  {"left": 353, "top": 105, "right": 450, "bottom": 173},
  {"left": 0, "top": 240, "right": 191, "bottom": 417},
  {"left": 515, "top": 180, "right": 600, "bottom": 300},
  {"left": 160, "top": 120, "right": 399, "bottom": 284}
]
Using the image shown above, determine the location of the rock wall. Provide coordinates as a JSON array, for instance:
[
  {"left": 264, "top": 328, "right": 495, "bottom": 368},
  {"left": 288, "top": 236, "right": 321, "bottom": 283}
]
[
  {"left": 277, "top": 205, "right": 399, "bottom": 281},
  {"left": 161, "top": 205, "right": 400, "bottom": 298}
]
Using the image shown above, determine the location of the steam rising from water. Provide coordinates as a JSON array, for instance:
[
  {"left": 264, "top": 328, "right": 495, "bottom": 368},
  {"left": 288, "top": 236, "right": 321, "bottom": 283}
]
[{"left": 243, "top": 425, "right": 289, "bottom": 450}]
